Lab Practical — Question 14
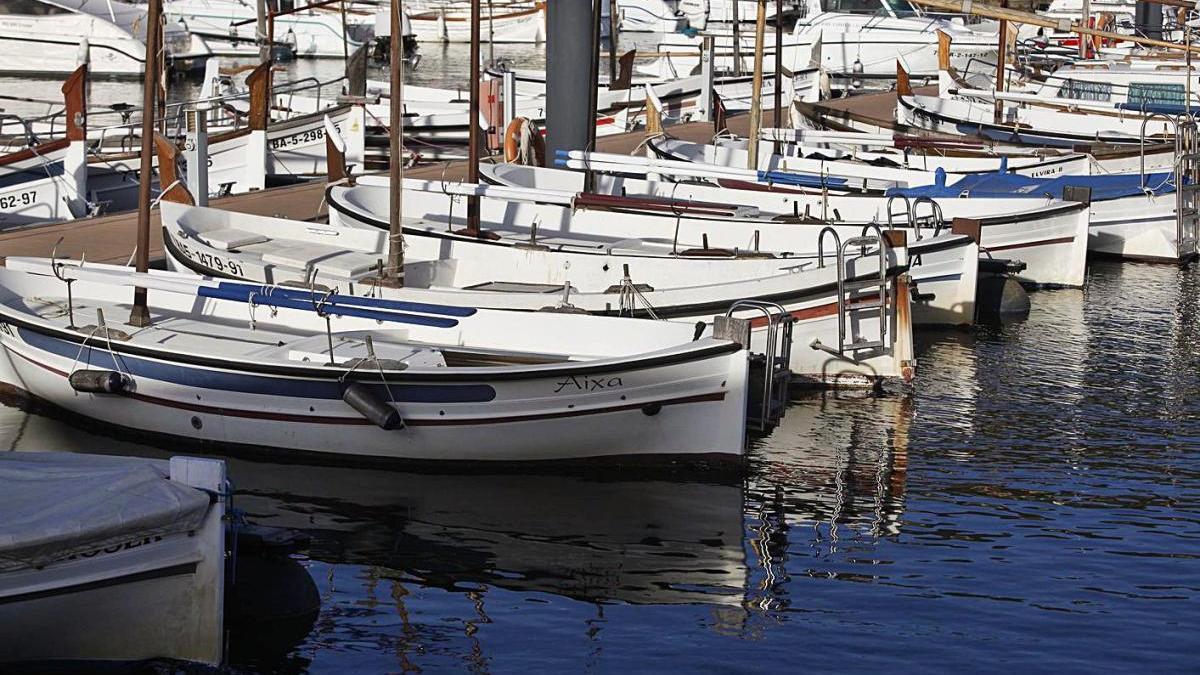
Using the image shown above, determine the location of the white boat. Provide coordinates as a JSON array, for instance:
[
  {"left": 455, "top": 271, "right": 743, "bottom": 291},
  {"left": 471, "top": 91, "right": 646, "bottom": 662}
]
[
  {"left": 612, "top": 0, "right": 688, "bottom": 33},
  {"left": 895, "top": 63, "right": 1180, "bottom": 147},
  {"left": 678, "top": 0, "right": 795, "bottom": 28},
  {"left": 405, "top": 0, "right": 545, "bottom": 43},
  {"left": 0, "top": 64, "right": 145, "bottom": 229},
  {"left": 651, "top": 0, "right": 997, "bottom": 88},
  {"left": 166, "top": 0, "right": 376, "bottom": 57},
  {"left": 0, "top": 0, "right": 191, "bottom": 76},
  {"left": 599, "top": 139, "right": 1091, "bottom": 287},
  {"left": 0, "top": 258, "right": 756, "bottom": 461},
  {"left": 156, "top": 177, "right": 915, "bottom": 389},
  {"left": 0, "top": 452, "right": 227, "bottom": 667},
  {"left": 477, "top": 162, "right": 980, "bottom": 326}
]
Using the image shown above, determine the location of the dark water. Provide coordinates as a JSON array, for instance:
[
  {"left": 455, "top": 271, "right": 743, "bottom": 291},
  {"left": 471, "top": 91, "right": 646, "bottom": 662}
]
[{"left": 2, "top": 258, "right": 1197, "bottom": 673}]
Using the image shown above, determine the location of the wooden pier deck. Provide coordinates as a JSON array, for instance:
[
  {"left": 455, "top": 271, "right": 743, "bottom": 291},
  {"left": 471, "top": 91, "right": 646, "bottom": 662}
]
[{"left": 0, "top": 104, "right": 824, "bottom": 266}]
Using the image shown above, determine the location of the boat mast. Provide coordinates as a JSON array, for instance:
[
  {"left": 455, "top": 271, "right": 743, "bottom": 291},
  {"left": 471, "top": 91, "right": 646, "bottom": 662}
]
[
  {"left": 994, "top": 5, "right": 1007, "bottom": 124},
  {"left": 747, "top": 0, "right": 767, "bottom": 170},
  {"left": 608, "top": 0, "right": 619, "bottom": 82},
  {"left": 386, "top": 0, "right": 405, "bottom": 285},
  {"left": 258, "top": 0, "right": 269, "bottom": 62},
  {"left": 466, "top": 0, "right": 481, "bottom": 233},
  {"left": 129, "top": 0, "right": 162, "bottom": 327},
  {"left": 341, "top": 1, "right": 350, "bottom": 62},
  {"left": 773, "top": 0, "right": 782, "bottom": 129}
]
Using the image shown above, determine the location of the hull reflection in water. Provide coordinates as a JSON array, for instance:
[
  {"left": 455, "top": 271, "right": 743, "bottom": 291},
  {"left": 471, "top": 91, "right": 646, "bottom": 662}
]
[{"left": 740, "top": 391, "right": 912, "bottom": 615}]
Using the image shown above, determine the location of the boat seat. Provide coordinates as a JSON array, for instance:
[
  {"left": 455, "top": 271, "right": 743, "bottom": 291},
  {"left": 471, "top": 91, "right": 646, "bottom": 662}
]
[
  {"left": 261, "top": 242, "right": 380, "bottom": 278},
  {"left": 198, "top": 228, "right": 271, "bottom": 251}
]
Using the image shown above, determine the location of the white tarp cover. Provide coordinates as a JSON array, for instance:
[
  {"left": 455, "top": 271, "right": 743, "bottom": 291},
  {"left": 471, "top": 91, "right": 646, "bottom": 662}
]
[{"left": 0, "top": 453, "right": 211, "bottom": 572}]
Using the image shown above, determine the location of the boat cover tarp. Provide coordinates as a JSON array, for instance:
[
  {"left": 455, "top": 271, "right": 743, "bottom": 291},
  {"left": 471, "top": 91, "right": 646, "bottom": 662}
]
[
  {"left": 886, "top": 166, "right": 1178, "bottom": 201},
  {"left": 0, "top": 453, "right": 210, "bottom": 572}
]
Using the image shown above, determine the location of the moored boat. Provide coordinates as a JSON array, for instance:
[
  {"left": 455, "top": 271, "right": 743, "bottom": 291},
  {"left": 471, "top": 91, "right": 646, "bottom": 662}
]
[
  {"left": 0, "top": 259, "right": 755, "bottom": 462},
  {"left": 0, "top": 452, "right": 227, "bottom": 667}
]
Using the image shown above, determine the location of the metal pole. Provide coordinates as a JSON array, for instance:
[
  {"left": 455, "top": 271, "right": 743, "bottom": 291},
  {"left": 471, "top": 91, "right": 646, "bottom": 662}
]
[
  {"left": 748, "top": 0, "right": 766, "bottom": 170},
  {"left": 386, "top": 0, "right": 404, "bottom": 284},
  {"left": 701, "top": 35, "right": 714, "bottom": 121},
  {"left": 732, "top": 0, "right": 742, "bottom": 76},
  {"left": 130, "top": 0, "right": 161, "bottom": 327},
  {"left": 773, "top": 0, "right": 782, "bottom": 133},
  {"left": 608, "top": 0, "right": 619, "bottom": 83},
  {"left": 995, "top": 17, "right": 1007, "bottom": 124},
  {"left": 341, "top": 0, "right": 350, "bottom": 63},
  {"left": 488, "top": 0, "right": 495, "bottom": 65},
  {"left": 258, "top": 0, "right": 269, "bottom": 62},
  {"left": 1080, "top": 0, "right": 1091, "bottom": 59},
  {"left": 590, "top": 0, "right": 602, "bottom": 146},
  {"left": 467, "top": 0, "right": 481, "bottom": 233}
]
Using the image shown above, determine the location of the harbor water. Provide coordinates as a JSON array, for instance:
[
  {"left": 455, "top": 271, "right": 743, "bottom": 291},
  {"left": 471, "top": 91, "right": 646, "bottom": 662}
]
[{"left": 1, "top": 258, "right": 1196, "bottom": 672}]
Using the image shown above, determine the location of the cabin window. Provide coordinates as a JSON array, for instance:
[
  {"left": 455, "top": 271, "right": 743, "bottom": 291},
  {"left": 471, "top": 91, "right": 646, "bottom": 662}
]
[
  {"left": 0, "top": 0, "right": 73, "bottom": 15},
  {"left": 1056, "top": 80, "right": 1112, "bottom": 102},
  {"left": 1128, "top": 83, "right": 1186, "bottom": 107}
]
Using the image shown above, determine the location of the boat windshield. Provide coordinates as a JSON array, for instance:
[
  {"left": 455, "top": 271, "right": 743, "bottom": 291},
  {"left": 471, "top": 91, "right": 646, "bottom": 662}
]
[
  {"left": 0, "top": 0, "right": 74, "bottom": 15},
  {"left": 821, "top": 0, "right": 920, "bottom": 17}
]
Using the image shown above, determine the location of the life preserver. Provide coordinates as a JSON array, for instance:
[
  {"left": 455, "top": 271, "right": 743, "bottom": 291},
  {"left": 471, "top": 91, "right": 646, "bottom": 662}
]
[{"left": 503, "top": 116, "right": 545, "bottom": 166}]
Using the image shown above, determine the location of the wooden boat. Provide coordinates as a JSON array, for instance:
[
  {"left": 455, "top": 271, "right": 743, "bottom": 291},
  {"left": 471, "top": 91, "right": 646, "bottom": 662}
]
[
  {"left": 888, "top": 167, "right": 1198, "bottom": 264},
  {"left": 609, "top": 141, "right": 1092, "bottom": 287},
  {"left": 894, "top": 63, "right": 1180, "bottom": 147},
  {"left": 0, "top": 453, "right": 227, "bottom": 666},
  {"left": 0, "top": 64, "right": 141, "bottom": 230},
  {"left": 477, "top": 162, "right": 981, "bottom": 326},
  {"left": 158, "top": 182, "right": 915, "bottom": 389},
  {"left": 0, "top": 259, "right": 755, "bottom": 462}
]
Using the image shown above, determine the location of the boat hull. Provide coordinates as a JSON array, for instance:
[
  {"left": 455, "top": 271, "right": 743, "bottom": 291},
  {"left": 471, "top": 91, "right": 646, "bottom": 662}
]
[{"left": 0, "top": 320, "right": 749, "bottom": 463}]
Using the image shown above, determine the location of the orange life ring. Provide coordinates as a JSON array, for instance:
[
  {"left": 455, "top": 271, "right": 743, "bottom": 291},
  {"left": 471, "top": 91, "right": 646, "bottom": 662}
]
[{"left": 503, "top": 116, "right": 545, "bottom": 166}]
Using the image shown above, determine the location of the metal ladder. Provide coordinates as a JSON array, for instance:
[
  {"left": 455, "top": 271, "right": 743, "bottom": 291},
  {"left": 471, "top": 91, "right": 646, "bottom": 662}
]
[
  {"left": 724, "top": 300, "right": 793, "bottom": 432},
  {"left": 1176, "top": 118, "right": 1200, "bottom": 259},
  {"left": 817, "top": 227, "right": 890, "bottom": 354},
  {"left": 886, "top": 195, "right": 943, "bottom": 240}
]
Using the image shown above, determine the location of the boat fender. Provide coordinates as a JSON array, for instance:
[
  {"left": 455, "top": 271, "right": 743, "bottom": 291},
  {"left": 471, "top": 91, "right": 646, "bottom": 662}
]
[
  {"left": 343, "top": 383, "right": 404, "bottom": 430},
  {"left": 69, "top": 369, "right": 133, "bottom": 395}
]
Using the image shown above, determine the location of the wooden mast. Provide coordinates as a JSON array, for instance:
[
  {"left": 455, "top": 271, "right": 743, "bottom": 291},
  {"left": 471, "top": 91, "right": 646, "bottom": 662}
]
[
  {"left": 746, "top": 0, "right": 767, "bottom": 170},
  {"left": 773, "top": 0, "right": 782, "bottom": 128},
  {"left": 608, "top": 0, "right": 619, "bottom": 82},
  {"left": 129, "top": 0, "right": 162, "bottom": 327},
  {"left": 466, "top": 0, "right": 482, "bottom": 233},
  {"left": 994, "top": 3, "right": 1007, "bottom": 124},
  {"left": 385, "top": 0, "right": 405, "bottom": 285}
]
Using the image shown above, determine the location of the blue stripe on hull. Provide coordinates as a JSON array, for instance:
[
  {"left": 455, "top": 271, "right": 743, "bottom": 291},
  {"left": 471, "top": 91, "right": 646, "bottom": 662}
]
[{"left": 17, "top": 327, "right": 497, "bottom": 403}]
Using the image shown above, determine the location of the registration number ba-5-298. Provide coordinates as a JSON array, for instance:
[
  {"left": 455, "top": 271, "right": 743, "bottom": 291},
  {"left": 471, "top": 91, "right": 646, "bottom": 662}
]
[
  {"left": 270, "top": 125, "right": 336, "bottom": 151},
  {"left": 0, "top": 190, "right": 37, "bottom": 210}
]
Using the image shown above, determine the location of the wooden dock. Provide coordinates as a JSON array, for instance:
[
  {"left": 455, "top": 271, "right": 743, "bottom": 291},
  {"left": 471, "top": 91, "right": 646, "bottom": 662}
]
[{"left": 0, "top": 104, "right": 828, "bottom": 266}]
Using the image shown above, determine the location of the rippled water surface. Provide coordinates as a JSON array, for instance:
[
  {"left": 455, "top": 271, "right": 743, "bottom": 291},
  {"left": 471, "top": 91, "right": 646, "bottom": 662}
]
[{"left": 1, "top": 260, "right": 1197, "bottom": 673}]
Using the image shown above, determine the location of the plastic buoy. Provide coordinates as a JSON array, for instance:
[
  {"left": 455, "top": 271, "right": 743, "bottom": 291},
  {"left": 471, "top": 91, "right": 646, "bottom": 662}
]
[
  {"left": 343, "top": 383, "right": 404, "bottom": 430},
  {"left": 68, "top": 370, "right": 132, "bottom": 394}
]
